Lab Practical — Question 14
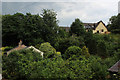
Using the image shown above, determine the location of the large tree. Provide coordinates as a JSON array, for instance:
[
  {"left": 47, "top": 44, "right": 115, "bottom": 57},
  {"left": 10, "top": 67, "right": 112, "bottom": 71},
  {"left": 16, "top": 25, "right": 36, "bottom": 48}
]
[
  {"left": 41, "top": 9, "right": 59, "bottom": 43},
  {"left": 2, "top": 13, "right": 44, "bottom": 46},
  {"left": 70, "top": 18, "right": 86, "bottom": 36},
  {"left": 2, "top": 9, "right": 59, "bottom": 46},
  {"left": 108, "top": 13, "right": 120, "bottom": 33}
]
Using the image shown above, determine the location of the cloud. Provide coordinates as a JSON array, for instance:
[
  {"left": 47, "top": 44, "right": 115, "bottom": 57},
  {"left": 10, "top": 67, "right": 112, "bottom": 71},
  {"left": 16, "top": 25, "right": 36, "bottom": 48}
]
[
  {"left": 2, "top": 0, "right": 120, "bottom": 2},
  {"left": 2, "top": 1, "right": 119, "bottom": 26}
]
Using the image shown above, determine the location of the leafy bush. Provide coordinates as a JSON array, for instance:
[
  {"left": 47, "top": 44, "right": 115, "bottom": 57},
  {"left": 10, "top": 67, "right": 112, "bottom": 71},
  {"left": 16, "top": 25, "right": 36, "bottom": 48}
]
[
  {"left": 39, "top": 42, "right": 57, "bottom": 58},
  {"left": 88, "top": 56, "right": 109, "bottom": 80},
  {"left": 0, "top": 46, "right": 13, "bottom": 55},
  {"left": 82, "top": 46, "right": 90, "bottom": 58},
  {"left": 55, "top": 36, "right": 85, "bottom": 54},
  {"left": 3, "top": 49, "right": 93, "bottom": 80},
  {"left": 64, "top": 46, "right": 82, "bottom": 59},
  {"left": 2, "top": 49, "right": 43, "bottom": 79},
  {"left": 97, "top": 40, "right": 108, "bottom": 58}
]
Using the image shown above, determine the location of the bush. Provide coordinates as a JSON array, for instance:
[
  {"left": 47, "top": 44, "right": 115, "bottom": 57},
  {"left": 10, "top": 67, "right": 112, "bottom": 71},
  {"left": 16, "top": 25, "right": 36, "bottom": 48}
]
[
  {"left": 55, "top": 36, "right": 85, "bottom": 54},
  {"left": 39, "top": 42, "right": 57, "bottom": 58},
  {"left": 88, "top": 56, "right": 109, "bottom": 80},
  {"left": 97, "top": 40, "right": 108, "bottom": 58},
  {"left": 82, "top": 46, "right": 90, "bottom": 58},
  {"left": 1, "top": 46, "right": 13, "bottom": 55},
  {"left": 64, "top": 46, "right": 82, "bottom": 59},
  {"left": 2, "top": 49, "right": 43, "bottom": 79}
]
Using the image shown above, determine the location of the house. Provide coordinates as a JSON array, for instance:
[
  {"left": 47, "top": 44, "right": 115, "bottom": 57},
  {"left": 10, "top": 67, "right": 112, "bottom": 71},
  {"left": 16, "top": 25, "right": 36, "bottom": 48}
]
[
  {"left": 26, "top": 46, "right": 43, "bottom": 58},
  {"left": 108, "top": 60, "right": 120, "bottom": 73},
  {"left": 6, "top": 40, "right": 43, "bottom": 58},
  {"left": 83, "top": 21, "right": 109, "bottom": 34},
  {"left": 6, "top": 40, "right": 27, "bottom": 55},
  {"left": 60, "top": 21, "right": 109, "bottom": 34},
  {"left": 108, "top": 60, "right": 120, "bottom": 79}
]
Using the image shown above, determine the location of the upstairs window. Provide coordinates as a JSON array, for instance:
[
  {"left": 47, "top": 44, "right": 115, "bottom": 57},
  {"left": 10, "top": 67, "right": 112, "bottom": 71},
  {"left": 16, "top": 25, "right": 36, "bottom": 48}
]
[
  {"left": 101, "top": 29, "right": 104, "bottom": 32},
  {"left": 97, "top": 31, "right": 99, "bottom": 33}
]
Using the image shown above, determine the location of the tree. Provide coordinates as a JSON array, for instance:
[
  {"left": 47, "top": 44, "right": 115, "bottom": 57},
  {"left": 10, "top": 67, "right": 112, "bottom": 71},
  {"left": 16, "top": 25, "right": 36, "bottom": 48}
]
[
  {"left": 41, "top": 9, "right": 59, "bottom": 43},
  {"left": 97, "top": 40, "right": 108, "bottom": 58},
  {"left": 108, "top": 13, "right": 120, "bottom": 33},
  {"left": 2, "top": 49, "right": 43, "bottom": 79},
  {"left": 88, "top": 56, "right": 109, "bottom": 80},
  {"left": 2, "top": 9, "right": 59, "bottom": 46},
  {"left": 2, "top": 13, "right": 44, "bottom": 46},
  {"left": 55, "top": 36, "right": 84, "bottom": 54},
  {"left": 39, "top": 42, "right": 57, "bottom": 58},
  {"left": 70, "top": 18, "right": 86, "bottom": 36}
]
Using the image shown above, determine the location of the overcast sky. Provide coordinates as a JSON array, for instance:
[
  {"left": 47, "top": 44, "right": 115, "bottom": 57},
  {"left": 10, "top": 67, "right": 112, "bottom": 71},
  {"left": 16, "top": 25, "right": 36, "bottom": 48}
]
[{"left": 2, "top": 0, "right": 120, "bottom": 26}]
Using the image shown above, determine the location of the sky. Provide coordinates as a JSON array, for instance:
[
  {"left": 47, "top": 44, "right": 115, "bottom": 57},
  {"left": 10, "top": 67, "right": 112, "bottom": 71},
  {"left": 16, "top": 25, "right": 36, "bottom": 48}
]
[{"left": 2, "top": 0, "right": 120, "bottom": 26}]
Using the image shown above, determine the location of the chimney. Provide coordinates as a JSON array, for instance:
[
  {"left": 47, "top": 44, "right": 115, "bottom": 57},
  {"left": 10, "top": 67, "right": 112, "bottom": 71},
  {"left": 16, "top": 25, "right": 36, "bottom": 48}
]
[{"left": 18, "top": 40, "right": 22, "bottom": 47}]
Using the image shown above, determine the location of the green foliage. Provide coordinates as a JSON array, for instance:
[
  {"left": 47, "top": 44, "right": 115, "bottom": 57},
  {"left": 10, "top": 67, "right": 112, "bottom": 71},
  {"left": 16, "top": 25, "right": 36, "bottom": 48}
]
[
  {"left": 82, "top": 46, "right": 90, "bottom": 58},
  {"left": 2, "top": 9, "right": 59, "bottom": 46},
  {"left": 87, "top": 37, "right": 97, "bottom": 55},
  {"left": 70, "top": 18, "right": 86, "bottom": 36},
  {"left": 113, "top": 49, "right": 120, "bottom": 61},
  {"left": 39, "top": 42, "right": 56, "bottom": 58},
  {"left": 55, "top": 52, "right": 61, "bottom": 57},
  {"left": 88, "top": 56, "right": 109, "bottom": 80},
  {"left": 3, "top": 51, "right": 93, "bottom": 80},
  {"left": 2, "top": 9, "right": 120, "bottom": 80},
  {"left": 57, "top": 28, "right": 69, "bottom": 38},
  {"left": 55, "top": 36, "right": 85, "bottom": 54},
  {"left": 64, "top": 46, "right": 82, "bottom": 59},
  {"left": 2, "top": 13, "right": 44, "bottom": 46},
  {"left": 68, "top": 56, "right": 93, "bottom": 79},
  {"left": 97, "top": 40, "right": 108, "bottom": 58},
  {"left": 1, "top": 46, "right": 13, "bottom": 55},
  {"left": 108, "top": 13, "right": 120, "bottom": 33},
  {"left": 41, "top": 9, "right": 59, "bottom": 43},
  {"left": 2, "top": 49, "right": 43, "bottom": 79}
]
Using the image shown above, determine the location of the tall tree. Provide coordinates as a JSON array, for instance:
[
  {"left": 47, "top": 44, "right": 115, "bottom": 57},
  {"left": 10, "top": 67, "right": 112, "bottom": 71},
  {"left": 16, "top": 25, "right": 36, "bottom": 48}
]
[
  {"left": 70, "top": 18, "right": 86, "bottom": 36},
  {"left": 2, "top": 13, "right": 44, "bottom": 46},
  {"left": 41, "top": 9, "right": 59, "bottom": 43},
  {"left": 108, "top": 13, "right": 120, "bottom": 33},
  {"left": 97, "top": 40, "right": 108, "bottom": 58}
]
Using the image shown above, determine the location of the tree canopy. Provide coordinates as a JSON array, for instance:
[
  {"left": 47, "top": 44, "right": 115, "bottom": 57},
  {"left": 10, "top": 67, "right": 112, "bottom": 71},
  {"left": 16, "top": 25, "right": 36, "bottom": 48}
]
[
  {"left": 70, "top": 18, "right": 86, "bottom": 36},
  {"left": 2, "top": 9, "right": 59, "bottom": 46},
  {"left": 108, "top": 13, "right": 120, "bottom": 33}
]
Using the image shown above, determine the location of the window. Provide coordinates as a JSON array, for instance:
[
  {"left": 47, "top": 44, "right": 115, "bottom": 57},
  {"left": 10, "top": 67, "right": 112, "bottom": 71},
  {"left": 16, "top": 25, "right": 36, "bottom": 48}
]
[
  {"left": 101, "top": 29, "right": 104, "bottom": 32},
  {"left": 97, "top": 31, "right": 99, "bottom": 33}
]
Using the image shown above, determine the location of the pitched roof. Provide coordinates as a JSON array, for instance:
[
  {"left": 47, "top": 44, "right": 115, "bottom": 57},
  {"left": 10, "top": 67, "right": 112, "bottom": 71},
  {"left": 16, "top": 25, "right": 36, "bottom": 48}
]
[
  {"left": 6, "top": 40, "right": 27, "bottom": 55},
  {"left": 6, "top": 41, "right": 44, "bottom": 58},
  {"left": 108, "top": 60, "right": 120, "bottom": 73},
  {"left": 83, "top": 23, "right": 97, "bottom": 29},
  {"left": 83, "top": 21, "right": 106, "bottom": 30},
  {"left": 7, "top": 44, "right": 27, "bottom": 55},
  {"left": 27, "top": 46, "right": 43, "bottom": 58},
  {"left": 59, "top": 21, "right": 107, "bottom": 31}
]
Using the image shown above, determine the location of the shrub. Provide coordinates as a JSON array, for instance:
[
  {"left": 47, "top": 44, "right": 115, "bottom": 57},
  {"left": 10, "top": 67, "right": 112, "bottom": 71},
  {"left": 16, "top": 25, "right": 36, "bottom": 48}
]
[
  {"left": 82, "top": 46, "right": 90, "bottom": 58},
  {"left": 39, "top": 42, "right": 57, "bottom": 58},
  {"left": 97, "top": 40, "right": 108, "bottom": 58},
  {"left": 64, "top": 46, "right": 82, "bottom": 59},
  {"left": 88, "top": 56, "right": 109, "bottom": 80},
  {"left": 56, "top": 36, "right": 84, "bottom": 54},
  {"left": 2, "top": 49, "right": 43, "bottom": 79}
]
